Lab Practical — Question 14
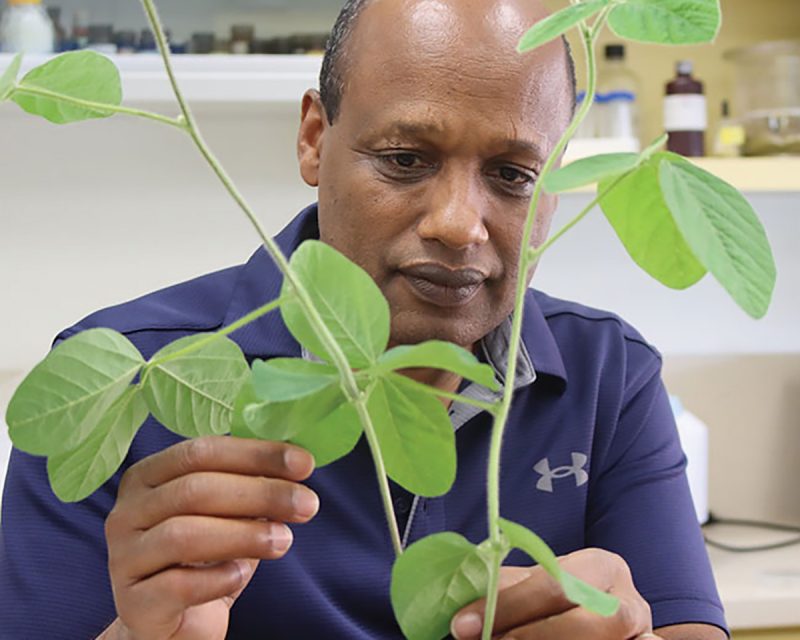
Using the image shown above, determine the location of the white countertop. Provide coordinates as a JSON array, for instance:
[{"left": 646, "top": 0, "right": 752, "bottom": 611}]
[{"left": 705, "top": 522, "right": 800, "bottom": 629}]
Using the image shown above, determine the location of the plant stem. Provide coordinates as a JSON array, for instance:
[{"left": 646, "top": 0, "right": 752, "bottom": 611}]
[
  {"left": 138, "top": 0, "right": 402, "bottom": 557},
  {"left": 480, "top": 22, "right": 601, "bottom": 640},
  {"left": 353, "top": 397, "right": 403, "bottom": 552},
  {"left": 145, "top": 296, "right": 284, "bottom": 372},
  {"left": 12, "top": 84, "right": 185, "bottom": 129}
]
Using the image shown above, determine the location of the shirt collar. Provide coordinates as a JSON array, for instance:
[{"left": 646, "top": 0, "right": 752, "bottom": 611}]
[{"left": 223, "top": 203, "right": 567, "bottom": 390}]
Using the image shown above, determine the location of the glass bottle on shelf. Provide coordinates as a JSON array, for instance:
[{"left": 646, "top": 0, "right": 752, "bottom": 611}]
[
  {"left": 664, "top": 60, "right": 707, "bottom": 157},
  {"left": 0, "top": 0, "right": 55, "bottom": 54},
  {"left": 712, "top": 100, "right": 745, "bottom": 157},
  {"left": 595, "top": 44, "right": 640, "bottom": 152}
]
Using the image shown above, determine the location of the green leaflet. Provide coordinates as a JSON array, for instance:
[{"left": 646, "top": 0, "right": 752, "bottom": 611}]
[
  {"left": 251, "top": 358, "right": 338, "bottom": 403},
  {"left": 6, "top": 328, "right": 144, "bottom": 456},
  {"left": 0, "top": 53, "right": 22, "bottom": 101},
  {"left": 608, "top": 0, "right": 721, "bottom": 45},
  {"left": 517, "top": 0, "right": 608, "bottom": 53},
  {"left": 280, "top": 240, "right": 391, "bottom": 369},
  {"left": 374, "top": 341, "right": 498, "bottom": 391},
  {"left": 391, "top": 533, "right": 493, "bottom": 640},
  {"left": 237, "top": 382, "right": 362, "bottom": 467},
  {"left": 141, "top": 334, "right": 249, "bottom": 438},
  {"left": 289, "top": 398, "right": 363, "bottom": 467},
  {"left": 599, "top": 155, "right": 707, "bottom": 289},
  {"left": 543, "top": 134, "right": 667, "bottom": 194},
  {"left": 658, "top": 156, "right": 776, "bottom": 318},
  {"left": 368, "top": 373, "right": 455, "bottom": 497},
  {"left": 12, "top": 51, "right": 122, "bottom": 124},
  {"left": 47, "top": 386, "right": 148, "bottom": 503},
  {"left": 543, "top": 153, "right": 639, "bottom": 194},
  {"left": 499, "top": 519, "right": 619, "bottom": 617}
]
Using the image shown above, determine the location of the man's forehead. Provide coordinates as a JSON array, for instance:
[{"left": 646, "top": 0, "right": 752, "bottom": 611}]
[{"left": 355, "top": 0, "right": 550, "bottom": 47}]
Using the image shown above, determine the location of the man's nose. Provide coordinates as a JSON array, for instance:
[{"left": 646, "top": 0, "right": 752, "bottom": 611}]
[{"left": 416, "top": 169, "right": 490, "bottom": 250}]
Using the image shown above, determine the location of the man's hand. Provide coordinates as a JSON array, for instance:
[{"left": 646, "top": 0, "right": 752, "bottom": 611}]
[
  {"left": 450, "top": 548, "right": 655, "bottom": 639},
  {"left": 101, "top": 436, "right": 319, "bottom": 640}
]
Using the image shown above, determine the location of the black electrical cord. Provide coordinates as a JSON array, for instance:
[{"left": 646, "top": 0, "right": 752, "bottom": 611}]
[{"left": 702, "top": 512, "right": 800, "bottom": 552}]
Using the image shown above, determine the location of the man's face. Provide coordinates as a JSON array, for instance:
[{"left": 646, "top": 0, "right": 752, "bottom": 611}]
[{"left": 298, "top": 0, "right": 573, "bottom": 349}]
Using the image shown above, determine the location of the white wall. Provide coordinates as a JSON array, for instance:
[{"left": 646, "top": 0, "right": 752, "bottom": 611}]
[{"left": 2, "top": 96, "right": 799, "bottom": 514}]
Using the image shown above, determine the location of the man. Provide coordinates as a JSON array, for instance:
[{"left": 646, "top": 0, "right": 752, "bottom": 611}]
[{"left": 0, "top": 0, "right": 727, "bottom": 638}]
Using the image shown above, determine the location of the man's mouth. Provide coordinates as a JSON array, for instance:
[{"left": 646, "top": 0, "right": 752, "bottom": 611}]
[{"left": 399, "top": 263, "right": 487, "bottom": 308}]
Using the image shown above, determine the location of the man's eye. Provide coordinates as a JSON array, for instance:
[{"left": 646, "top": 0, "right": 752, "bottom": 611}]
[
  {"left": 389, "top": 153, "right": 421, "bottom": 168},
  {"left": 498, "top": 166, "right": 532, "bottom": 184}
]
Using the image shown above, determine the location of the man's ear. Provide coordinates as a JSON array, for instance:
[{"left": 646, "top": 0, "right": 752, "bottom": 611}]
[{"left": 297, "top": 90, "right": 327, "bottom": 187}]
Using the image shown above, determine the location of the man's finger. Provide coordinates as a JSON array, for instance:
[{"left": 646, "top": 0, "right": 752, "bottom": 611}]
[
  {"left": 119, "top": 560, "right": 249, "bottom": 636},
  {"left": 495, "top": 596, "right": 651, "bottom": 640},
  {"left": 126, "top": 472, "right": 320, "bottom": 530},
  {"left": 124, "top": 436, "right": 315, "bottom": 490},
  {"left": 121, "top": 516, "right": 293, "bottom": 581},
  {"left": 451, "top": 565, "right": 578, "bottom": 639}
]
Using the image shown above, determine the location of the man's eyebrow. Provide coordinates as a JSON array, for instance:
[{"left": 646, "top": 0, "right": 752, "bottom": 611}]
[
  {"left": 382, "top": 121, "right": 446, "bottom": 138},
  {"left": 500, "top": 138, "right": 548, "bottom": 159}
]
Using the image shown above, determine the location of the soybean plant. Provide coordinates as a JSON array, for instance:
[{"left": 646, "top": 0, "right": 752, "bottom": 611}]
[{"left": 1, "top": 1, "right": 775, "bottom": 639}]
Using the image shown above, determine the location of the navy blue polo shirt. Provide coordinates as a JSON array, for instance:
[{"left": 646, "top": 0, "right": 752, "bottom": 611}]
[{"left": 0, "top": 205, "right": 726, "bottom": 638}]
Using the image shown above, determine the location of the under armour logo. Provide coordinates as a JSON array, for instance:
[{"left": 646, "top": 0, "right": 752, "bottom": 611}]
[{"left": 534, "top": 453, "right": 589, "bottom": 492}]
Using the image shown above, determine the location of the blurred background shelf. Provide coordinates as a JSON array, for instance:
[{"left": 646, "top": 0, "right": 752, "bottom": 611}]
[
  {"left": 561, "top": 157, "right": 800, "bottom": 194},
  {"left": 0, "top": 53, "right": 322, "bottom": 103}
]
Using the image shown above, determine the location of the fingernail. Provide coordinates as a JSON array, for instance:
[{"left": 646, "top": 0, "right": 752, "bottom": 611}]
[
  {"left": 284, "top": 448, "right": 311, "bottom": 475},
  {"left": 451, "top": 612, "right": 483, "bottom": 639},
  {"left": 270, "top": 524, "right": 293, "bottom": 552},
  {"left": 293, "top": 489, "right": 320, "bottom": 518}
]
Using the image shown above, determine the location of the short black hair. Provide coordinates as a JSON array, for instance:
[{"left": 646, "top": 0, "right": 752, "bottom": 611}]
[{"left": 319, "top": 0, "right": 578, "bottom": 124}]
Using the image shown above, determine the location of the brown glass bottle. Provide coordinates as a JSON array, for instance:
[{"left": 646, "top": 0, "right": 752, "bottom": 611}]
[{"left": 664, "top": 61, "right": 707, "bottom": 157}]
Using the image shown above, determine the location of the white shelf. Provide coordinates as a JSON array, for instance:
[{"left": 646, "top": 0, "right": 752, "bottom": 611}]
[
  {"left": 1, "top": 53, "right": 322, "bottom": 103},
  {"left": 559, "top": 157, "right": 800, "bottom": 194}
]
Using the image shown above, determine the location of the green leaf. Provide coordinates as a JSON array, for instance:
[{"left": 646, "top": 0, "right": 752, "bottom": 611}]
[
  {"left": 237, "top": 383, "right": 362, "bottom": 467},
  {"left": 608, "top": 0, "right": 721, "bottom": 45},
  {"left": 374, "top": 341, "right": 498, "bottom": 391},
  {"left": 12, "top": 51, "right": 122, "bottom": 124},
  {"left": 0, "top": 53, "right": 22, "bottom": 101},
  {"left": 47, "top": 386, "right": 148, "bottom": 503},
  {"left": 518, "top": 0, "right": 608, "bottom": 52},
  {"left": 142, "top": 335, "right": 249, "bottom": 438},
  {"left": 391, "top": 533, "right": 493, "bottom": 640},
  {"left": 230, "top": 382, "right": 260, "bottom": 439},
  {"left": 599, "top": 156, "right": 707, "bottom": 289},
  {"left": 368, "top": 374, "right": 455, "bottom": 496},
  {"left": 242, "top": 382, "right": 344, "bottom": 442},
  {"left": 251, "top": 358, "right": 339, "bottom": 403},
  {"left": 499, "top": 518, "right": 619, "bottom": 617},
  {"left": 658, "top": 156, "right": 776, "bottom": 318},
  {"left": 290, "top": 397, "right": 363, "bottom": 467},
  {"left": 281, "top": 240, "right": 391, "bottom": 369},
  {"left": 6, "top": 328, "right": 144, "bottom": 456},
  {"left": 543, "top": 153, "right": 639, "bottom": 194}
]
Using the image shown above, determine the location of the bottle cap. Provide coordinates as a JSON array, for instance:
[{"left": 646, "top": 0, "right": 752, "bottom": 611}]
[
  {"left": 676, "top": 60, "right": 694, "bottom": 75},
  {"left": 605, "top": 44, "right": 625, "bottom": 60}
]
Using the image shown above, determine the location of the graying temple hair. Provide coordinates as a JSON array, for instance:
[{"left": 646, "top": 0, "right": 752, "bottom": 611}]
[{"left": 319, "top": 0, "right": 578, "bottom": 124}]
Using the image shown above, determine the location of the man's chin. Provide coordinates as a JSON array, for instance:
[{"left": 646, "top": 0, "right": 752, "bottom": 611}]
[{"left": 387, "top": 313, "right": 488, "bottom": 351}]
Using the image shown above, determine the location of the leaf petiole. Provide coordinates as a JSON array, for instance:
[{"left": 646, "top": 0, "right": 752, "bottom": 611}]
[
  {"left": 528, "top": 169, "right": 631, "bottom": 262},
  {"left": 144, "top": 296, "right": 284, "bottom": 376},
  {"left": 393, "top": 376, "right": 500, "bottom": 415},
  {"left": 12, "top": 84, "right": 186, "bottom": 129}
]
